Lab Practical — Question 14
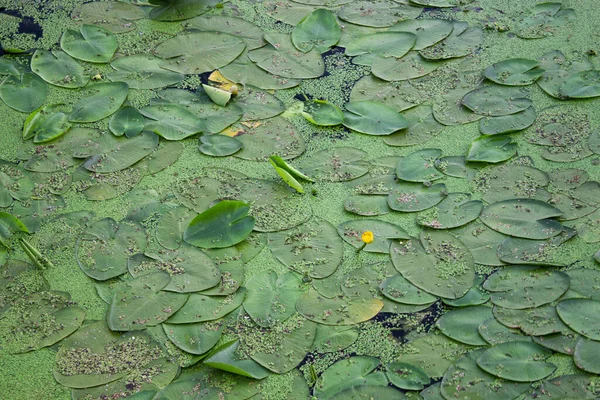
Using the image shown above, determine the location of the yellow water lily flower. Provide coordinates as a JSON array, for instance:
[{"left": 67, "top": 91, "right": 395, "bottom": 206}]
[{"left": 361, "top": 231, "right": 374, "bottom": 244}]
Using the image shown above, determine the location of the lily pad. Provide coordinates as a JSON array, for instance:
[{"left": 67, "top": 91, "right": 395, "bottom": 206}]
[
  {"left": 60, "top": 25, "right": 117, "bottom": 63},
  {"left": 148, "top": 0, "right": 220, "bottom": 21},
  {"left": 516, "top": 2, "right": 575, "bottom": 39},
  {"left": 384, "top": 104, "right": 445, "bottom": 147},
  {"left": 344, "top": 195, "right": 390, "bottom": 216},
  {"left": 435, "top": 156, "right": 482, "bottom": 179},
  {"left": 466, "top": 135, "right": 517, "bottom": 163},
  {"left": 396, "top": 148, "right": 443, "bottom": 182},
  {"left": 155, "top": 31, "right": 246, "bottom": 75},
  {"left": 476, "top": 341, "right": 555, "bottom": 382},
  {"left": 71, "top": 1, "right": 145, "bottom": 33},
  {"left": 494, "top": 305, "right": 571, "bottom": 336},
  {"left": 184, "top": 200, "right": 254, "bottom": 249},
  {"left": 298, "top": 147, "right": 369, "bottom": 182},
  {"left": 484, "top": 266, "right": 570, "bottom": 309},
  {"left": 400, "top": 333, "right": 470, "bottom": 378},
  {"left": 497, "top": 230, "right": 575, "bottom": 266},
  {"left": 109, "top": 106, "right": 145, "bottom": 138},
  {"left": 312, "top": 325, "right": 359, "bottom": 353},
  {"left": 23, "top": 104, "right": 72, "bottom": 143},
  {"left": 337, "top": 219, "right": 409, "bottom": 254},
  {"left": 379, "top": 274, "right": 439, "bottom": 305},
  {"left": 0, "top": 72, "right": 48, "bottom": 113},
  {"left": 203, "top": 340, "right": 270, "bottom": 379},
  {"left": 243, "top": 271, "right": 303, "bottom": 327},
  {"left": 69, "top": 82, "right": 129, "bottom": 123},
  {"left": 83, "top": 131, "right": 159, "bottom": 173},
  {"left": 419, "top": 22, "right": 483, "bottom": 60},
  {"left": 556, "top": 299, "right": 600, "bottom": 340},
  {"left": 372, "top": 52, "right": 443, "bottom": 82},
  {"left": 232, "top": 117, "right": 305, "bottom": 160},
  {"left": 199, "top": 134, "right": 242, "bottom": 157},
  {"left": 387, "top": 182, "right": 447, "bottom": 212},
  {"left": 463, "top": 85, "right": 532, "bottom": 117},
  {"left": 232, "top": 86, "right": 284, "bottom": 121},
  {"left": 108, "top": 55, "right": 184, "bottom": 90},
  {"left": 559, "top": 70, "right": 600, "bottom": 98},
  {"left": 338, "top": 0, "right": 423, "bottom": 28},
  {"left": 480, "top": 199, "right": 563, "bottom": 239},
  {"left": 296, "top": 288, "right": 383, "bottom": 326},
  {"left": 184, "top": 15, "right": 265, "bottom": 50},
  {"left": 432, "top": 86, "right": 483, "bottom": 126},
  {"left": 479, "top": 107, "right": 536, "bottom": 135},
  {"left": 167, "top": 289, "right": 246, "bottom": 324},
  {"left": 417, "top": 193, "right": 483, "bottom": 229},
  {"left": 219, "top": 52, "right": 300, "bottom": 90},
  {"left": 385, "top": 362, "right": 429, "bottom": 391},
  {"left": 140, "top": 104, "right": 203, "bottom": 140},
  {"left": 478, "top": 317, "right": 532, "bottom": 346},
  {"left": 437, "top": 306, "right": 492, "bottom": 346},
  {"left": 389, "top": 18, "right": 453, "bottom": 50},
  {"left": 163, "top": 317, "right": 228, "bottom": 355},
  {"left": 314, "top": 356, "right": 388, "bottom": 399},
  {"left": 30, "top": 50, "right": 87, "bottom": 88},
  {"left": 574, "top": 338, "right": 600, "bottom": 374},
  {"left": 292, "top": 9, "right": 340, "bottom": 53},
  {"left": 75, "top": 217, "right": 147, "bottom": 281},
  {"left": 345, "top": 32, "right": 416, "bottom": 66},
  {"left": 537, "top": 51, "right": 594, "bottom": 99},
  {"left": 484, "top": 59, "right": 544, "bottom": 86},
  {"left": 302, "top": 99, "right": 344, "bottom": 126},
  {"left": 343, "top": 101, "right": 408, "bottom": 135},
  {"left": 350, "top": 76, "right": 425, "bottom": 112}
]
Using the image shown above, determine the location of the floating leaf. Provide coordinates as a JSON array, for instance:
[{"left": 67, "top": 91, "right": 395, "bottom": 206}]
[
  {"left": 167, "top": 289, "right": 246, "bottom": 324},
  {"left": 338, "top": 1, "right": 423, "bottom": 28},
  {"left": 462, "top": 85, "right": 532, "bottom": 116},
  {"left": 155, "top": 31, "right": 246, "bottom": 75},
  {"left": 314, "top": 356, "right": 388, "bottom": 399},
  {"left": 243, "top": 271, "right": 302, "bottom": 327},
  {"left": 71, "top": 1, "right": 145, "bottom": 33},
  {"left": 476, "top": 341, "right": 555, "bottom": 382},
  {"left": 23, "top": 104, "right": 72, "bottom": 143},
  {"left": 60, "top": 25, "right": 117, "bottom": 63},
  {"left": 388, "top": 182, "right": 447, "bottom": 212},
  {"left": 417, "top": 193, "right": 482, "bottom": 229},
  {"left": 483, "top": 59, "right": 544, "bottom": 86},
  {"left": 163, "top": 317, "right": 229, "bottom": 355},
  {"left": 312, "top": 325, "right": 358, "bottom": 354},
  {"left": 497, "top": 230, "right": 575, "bottom": 266},
  {"left": 385, "top": 362, "right": 429, "bottom": 391},
  {"left": 148, "top": 0, "right": 220, "bottom": 21},
  {"left": 480, "top": 199, "right": 563, "bottom": 239},
  {"left": 384, "top": 104, "right": 445, "bottom": 147},
  {"left": 479, "top": 106, "right": 536, "bottom": 135},
  {"left": 140, "top": 104, "right": 203, "bottom": 140},
  {"left": 345, "top": 32, "right": 416, "bottom": 66},
  {"left": 302, "top": 99, "right": 344, "bottom": 126},
  {"left": 556, "top": 299, "right": 600, "bottom": 340},
  {"left": 400, "top": 333, "right": 470, "bottom": 378},
  {"left": 516, "top": 3, "right": 575, "bottom": 39},
  {"left": 484, "top": 266, "right": 570, "bottom": 309},
  {"left": 372, "top": 52, "right": 443, "bottom": 82},
  {"left": 436, "top": 306, "right": 492, "bottom": 346},
  {"left": 109, "top": 106, "right": 145, "bottom": 138},
  {"left": 292, "top": 9, "right": 340, "bottom": 53},
  {"left": 344, "top": 195, "right": 390, "bottom": 216},
  {"left": 379, "top": 274, "right": 439, "bottom": 305},
  {"left": 337, "top": 219, "right": 409, "bottom": 254},
  {"left": 270, "top": 217, "right": 343, "bottom": 277},
  {"left": 396, "top": 148, "right": 443, "bottom": 182},
  {"left": 199, "top": 134, "right": 242, "bottom": 157},
  {"left": 350, "top": 76, "right": 425, "bottom": 112},
  {"left": 204, "top": 340, "right": 270, "bottom": 379},
  {"left": 494, "top": 305, "right": 570, "bottom": 336},
  {"left": 298, "top": 147, "right": 369, "bottom": 182},
  {"left": 30, "top": 49, "right": 88, "bottom": 88},
  {"left": 0, "top": 72, "right": 48, "bottom": 113},
  {"left": 75, "top": 218, "right": 147, "bottom": 281},
  {"left": 83, "top": 131, "right": 158, "bottom": 173},
  {"left": 466, "top": 135, "right": 517, "bottom": 163},
  {"left": 233, "top": 117, "right": 305, "bottom": 160},
  {"left": 559, "top": 70, "right": 600, "bottom": 98},
  {"left": 537, "top": 50, "right": 594, "bottom": 99},
  {"left": 479, "top": 317, "right": 532, "bottom": 346},
  {"left": 343, "top": 101, "right": 408, "bottom": 135},
  {"left": 441, "top": 276, "right": 490, "bottom": 307},
  {"left": 108, "top": 55, "right": 184, "bottom": 90},
  {"left": 435, "top": 156, "right": 482, "bottom": 179},
  {"left": 297, "top": 288, "right": 383, "bottom": 326},
  {"left": 184, "top": 15, "right": 265, "bottom": 50},
  {"left": 574, "top": 338, "right": 600, "bottom": 374},
  {"left": 69, "top": 82, "right": 129, "bottom": 123},
  {"left": 420, "top": 22, "right": 483, "bottom": 60},
  {"left": 219, "top": 52, "right": 300, "bottom": 90},
  {"left": 389, "top": 18, "right": 453, "bottom": 50}
]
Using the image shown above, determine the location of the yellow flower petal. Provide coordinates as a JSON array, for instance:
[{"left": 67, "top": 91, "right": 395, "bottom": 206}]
[{"left": 361, "top": 231, "right": 374, "bottom": 244}]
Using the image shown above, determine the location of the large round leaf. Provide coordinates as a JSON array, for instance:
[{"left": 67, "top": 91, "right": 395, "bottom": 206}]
[
  {"left": 243, "top": 271, "right": 303, "bottom": 327},
  {"left": 436, "top": 306, "right": 492, "bottom": 346},
  {"left": 350, "top": 75, "right": 425, "bottom": 112},
  {"left": 184, "top": 200, "right": 255, "bottom": 249},
  {"left": 298, "top": 147, "right": 369, "bottom": 182},
  {"left": 372, "top": 52, "right": 443, "bottom": 82},
  {"left": 71, "top": 1, "right": 145, "bottom": 33},
  {"left": 0, "top": 72, "right": 48, "bottom": 113},
  {"left": 493, "top": 305, "right": 571, "bottom": 336},
  {"left": 479, "top": 107, "right": 536, "bottom": 135},
  {"left": 385, "top": 362, "right": 429, "bottom": 391},
  {"left": 483, "top": 58, "right": 544, "bottom": 86},
  {"left": 296, "top": 288, "right": 383, "bottom": 326},
  {"left": 574, "top": 338, "right": 600, "bottom": 374},
  {"left": 69, "top": 82, "right": 129, "bottom": 123},
  {"left": 466, "top": 135, "right": 517, "bottom": 163},
  {"left": 379, "top": 274, "right": 439, "bottom": 305},
  {"left": 203, "top": 340, "right": 270, "bottom": 379},
  {"left": 108, "top": 55, "right": 184, "bottom": 90},
  {"left": 384, "top": 104, "right": 445, "bottom": 147},
  {"left": 480, "top": 199, "right": 563, "bottom": 239},
  {"left": 155, "top": 31, "right": 246, "bottom": 75},
  {"left": 163, "top": 317, "right": 228, "bottom": 355},
  {"left": 60, "top": 25, "right": 117, "bottom": 63},
  {"left": 148, "top": 0, "right": 220, "bottom": 21},
  {"left": 419, "top": 22, "right": 483, "bottom": 60},
  {"left": 338, "top": 0, "right": 422, "bottom": 27},
  {"left": 396, "top": 148, "right": 443, "bottom": 182},
  {"left": 417, "top": 193, "right": 482, "bottom": 229},
  {"left": 556, "top": 299, "right": 600, "bottom": 340},
  {"left": 109, "top": 106, "right": 145, "bottom": 138},
  {"left": 343, "top": 101, "right": 408, "bottom": 135},
  {"left": 232, "top": 116, "right": 305, "bottom": 160},
  {"left": 22, "top": 104, "right": 72, "bottom": 143},
  {"left": 400, "top": 333, "right": 470, "bottom": 379},
  {"left": 184, "top": 15, "right": 265, "bottom": 50},
  {"left": 140, "top": 104, "right": 203, "bottom": 140},
  {"left": 30, "top": 49, "right": 88, "bottom": 88},
  {"left": 476, "top": 341, "right": 555, "bottom": 382},
  {"left": 345, "top": 32, "right": 415, "bottom": 66},
  {"left": 166, "top": 289, "right": 246, "bottom": 324},
  {"left": 389, "top": 19, "right": 453, "bottom": 50},
  {"left": 292, "top": 9, "right": 340, "bottom": 53},
  {"left": 462, "top": 86, "right": 532, "bottom": 116},
  {"left": 314, "top": 356, "right": 388, "bottom": 399},
  {"left": 388, "top": 182, "right": 447, "bottom": 212},
  {"left": 83, "top": 131, "right": 159, "bottom": 173},
  {"left": 559, "top": 70, "right": 600, "bottom": 98}
]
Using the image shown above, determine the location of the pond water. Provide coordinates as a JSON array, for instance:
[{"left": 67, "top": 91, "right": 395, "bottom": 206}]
[{"left": 1, "top": 0, "right": 600, "bottom": 399}]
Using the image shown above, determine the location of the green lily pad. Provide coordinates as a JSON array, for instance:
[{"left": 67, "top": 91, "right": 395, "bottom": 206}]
[
  {"left": 417, "top": 193, "right": 483, "bottom": 229},
  {"left": 54, "top": 321, "right": 170, "bottom": 388},
  {"left": 199, "top": 134, "right": 242, "bottom": 157},
  {"left": 478, "top": 317, "right": 532, "bottom": 346},
  {"left": 559, "top": 70, "right": 600, "bottom": 98},
  {"left": 23, "top": 104, "right": 72, "bottom": 143},
  {"left": 184, "top": 15, "right": 265, "bottom": 50},
  {"left": 372, "top": 52, "right": 443, "bottom": 81},
  {"left": 434, "top": 156, "right": 482, "bottom": 179},
  {"left": 302, "top": 99, "right": 344, "bottom": 126},
  {"left": 0, "top": 291, "right": 86, "bottom": 354},
  {"left": 384, "top": 104, "right": 445, "bottom": 147},
  {"left": 388, "top": 182, "right": 447, "bottom": 212},
  {"left": 537, "top": 50, "right": 594, "bottom": 99},
  {"left": 385, "top": 362, "right": 429, "bottom": 391},
  {"left": 72, "top": 162, "right": 146, "bottom": 201},
  {"left": 389, "top": 18, "right": 453, "bottom": 50},
  {"left": 480, "top": 199, "right": 563, "bottom": 239},
  {"left": 69, "top": 82, "right": 129, "bottom": 123},
  {"left": 441, "top": 349, "right": 531, "bottom": 400},
  {"left": 484, "top": 59, "right": 544, "bottom": 86},
  {"left": 30, "top": 50, "right": 88, "bottom": 88},
  {"left": 167, "top": 289, "right": 246, "bottom": 324},
  {"left": 466, "top": 135, "right": 517, "bottom": 163},
  {"left": 314, "top": 356, "right": 388, "bottom": 399},
  {"left": 248, "top": 33, "right": 324, "bottom": 79},
  {"left": 230, "top": 86, "right": 284, "bottom": 122},
  {"left": 350, "top": 76, "right": 425, "bottom": 112},
  {"left": 0, "top": 259, "right": 48, "bottom": 310},
  {"left": 472, "top": 161, "right": 550, "bottom": 203},
  {"left": 298, "top": 147, "right": 369, "bottom": 182},
  {"left": 379, "top": 274, "right": 439, "bottom": 305},
  {"left": 533, "top": 331, "right": 580, "bottom": 355},
  {"left": 108, "top": 271, "right": 188, "bottom": 331},
  {"left": 497, "top": 229, "right": 575, "bottom": 266},
  {"left": 400, "top": 333, "right": 470, "bottom": 378},
  {"left": 436, "top": 306, "right": 492, "bottom": 346},
  {"left": 527, "top": 374, "right": 600, "bottom": 399},
  {"left": 148, "top": 0, "right": 220, "bottom": 21},
  {"left": 129, "top": 246, "right": 221, "bottom": 293},
  {"left": 109, "top": 106, "right": 145, "bottom": 138},
  {"left": 163, "top": 317, "right": 229, "bottom": 355},
  {"left": 343, "top": 100, "right": 408, "bottom": 135},
  {"left": 219, "top": 52, "right": 300, "bottom": 90},
  {"left": 556, "top": 299, "right": 600, "bottom": 340},
  {"left": 270, "top": 217, "right": 343, "bottom": 278},
  {"left": 248, "top": 317, "right": 317, "bottom": 373},
  {"left": 391, "top": 232, "right": 474, "bottom": 299},
  {"left": 396, "top": 148, "right": 443, "bottom": 182},
  {"left": 312, "top": 325, "right": 359, "bottom": 353},
  {"left": 476, "top": 341, "right": 555, "bottom": 382},
  {"left": 60, "top": 25, "right": 117, "bottom": 63},
  {"left": 184, "top": 200, "right": 254, "bottom": 249},
  {"left": 204, "top": 340, "right": 270, "bottom": 379},
  {"left": 140, "top": 104, "right": 203, "bottom": 140},
  {"left": 296, "top": 288, "right": 383, "bottom": 325},
  {"left": 494, "top": 305, "right": 571, "bottom": 336},
  {"left": 82, "top": 131, "right": 158, "bottom": 173},
  {"left": 345, "top": 32, "right": 416, "bottom": 66},
  {"left": 71, "top": 1, "right": 145, "bottom": 33},
  {"left": 516, "top": 2, "right": 575, "bottom": 39},
  {"left": 479, "top": 107, "right": 537, "bottom": 135},
  {"left": 292, "top": 9, "right": 340, "bottom": 53},
  {"left": 233, "top": 117, "right": 305, "bottom": 160},
  {"left": 562, "top": 268, "right": 600, "bottom": 300},
  {"left": 574, "top": 338, "right": 600, "bottom": 374},
  {"left": 337, "top": 219, "right": 409, "bottom": 254},
  {"left": 75, "top": 217, "right": 147, "bottom": 281},
  {"left": 155, "top": 31, "right": 246, "bottom": 75},
  {"left": 338, "top": 0, "right": 423, "bottom": 28},
  {"left": 432, "top": 86, "right": 483, "bottom": 126},
  {"left": 108, "top": 55, "right": 184, "bottom": 90},
  {"left": 13, "top": 195, "right": 66, "bottom": 232},
  {"left": 344, "top": 195, "right": 390, "bottom": 216},
  {"left": 0, "top": 72, "right": 48, "bottom": 113},
  {"left": 243, "top": 271, "right": 302, "bottom": 327},
  {"left": 419, "top": 22, "right": 483, "bottom": 60},
  {"left": 484, "top": 266, "right": 570, "bottom": 309},
  {"left": 462, "top": 86, "right": 532, "bottom": 116},
  {"left": 442, "top": 276, "right": 490, "bottom": 307}
]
